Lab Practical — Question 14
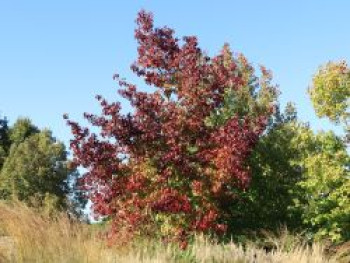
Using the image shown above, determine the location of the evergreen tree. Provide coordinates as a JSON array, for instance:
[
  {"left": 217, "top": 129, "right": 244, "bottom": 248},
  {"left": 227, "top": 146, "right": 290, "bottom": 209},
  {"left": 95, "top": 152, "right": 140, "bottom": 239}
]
[{"left": 0, "top": 118, "right": 86, "bottom": 215}]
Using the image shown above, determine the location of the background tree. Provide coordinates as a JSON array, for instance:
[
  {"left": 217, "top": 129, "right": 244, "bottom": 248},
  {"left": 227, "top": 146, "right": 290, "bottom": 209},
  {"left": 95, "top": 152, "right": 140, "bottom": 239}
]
[
  {"left": 0, "top": 118, "right": 85, "bottom": 215},
  {"left": 304, "top": 62, "right": 350, "bottom": 242},
  {"left": 290, "top": 124, "right": 350, "bottom": 243},
  {"left": 219, "top": 62, "right": 350, "bottom": 244},
  {"left": 229, "top": 61, "right": 350, "bottom": 242},
  {"left": 230, "top": 115, "right": 349, "bottom": 243},
  {"left": 9, "top": 118, "right": 39, "bottom": 144},
  {"left": 309, "top": 61, "right": 350, "bottom": 140},
  {"left": 227, "top": 104, "right": 304, "bottom": 236}
]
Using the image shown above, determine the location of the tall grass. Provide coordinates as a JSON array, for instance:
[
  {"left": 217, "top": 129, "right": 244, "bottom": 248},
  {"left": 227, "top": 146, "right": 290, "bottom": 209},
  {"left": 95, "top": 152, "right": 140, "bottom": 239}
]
[{"left": 0, "top": 201, "right": 343, "bottom": 262}]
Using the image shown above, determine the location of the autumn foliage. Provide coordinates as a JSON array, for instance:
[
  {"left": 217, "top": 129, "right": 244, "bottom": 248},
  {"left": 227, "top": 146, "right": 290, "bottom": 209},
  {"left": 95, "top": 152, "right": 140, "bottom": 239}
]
[{"left": 66, "top": 10, "right": 276, "bottom": 245}]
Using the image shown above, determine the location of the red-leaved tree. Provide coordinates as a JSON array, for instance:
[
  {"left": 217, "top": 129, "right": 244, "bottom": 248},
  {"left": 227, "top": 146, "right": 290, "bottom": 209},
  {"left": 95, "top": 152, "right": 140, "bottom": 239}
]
[{"left": 66, "top": 10, "right": 276, "bottom": 247}]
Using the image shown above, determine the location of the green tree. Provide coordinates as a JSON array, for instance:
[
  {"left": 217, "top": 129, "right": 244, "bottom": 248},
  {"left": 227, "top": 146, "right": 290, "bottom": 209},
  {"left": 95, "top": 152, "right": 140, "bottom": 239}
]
[
  {"left": 226, "top": 105, "right": 305, "bottom": 235},
  {"left": 224, "top": 60, "right": 350, "bottom": 243},
  {"left": 0, "top": 118, "right": 85, "bottom": 214},
  {"left": 230, "top": 118, "right": 349, "bottom": 243},
  {"left": 9, "top": 117, "right": 39, "bottom": 144},
  {"left": 309, "top": 61, "right": 350, "bottom": 139},
  {"left": 291, "top": 126, "right": 350, "bottom": 242}
]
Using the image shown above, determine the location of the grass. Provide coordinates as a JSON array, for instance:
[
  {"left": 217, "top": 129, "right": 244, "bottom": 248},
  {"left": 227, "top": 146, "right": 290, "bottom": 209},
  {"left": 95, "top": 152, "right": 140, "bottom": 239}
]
[{"left": 0, "top": 201, "right": 345, "bottom": 263}]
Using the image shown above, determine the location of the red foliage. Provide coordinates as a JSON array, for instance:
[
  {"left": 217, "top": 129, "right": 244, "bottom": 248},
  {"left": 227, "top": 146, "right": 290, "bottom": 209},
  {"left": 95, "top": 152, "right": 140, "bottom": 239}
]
[{"left": 66, "top": 10, "right": 270, "bottom": 243}]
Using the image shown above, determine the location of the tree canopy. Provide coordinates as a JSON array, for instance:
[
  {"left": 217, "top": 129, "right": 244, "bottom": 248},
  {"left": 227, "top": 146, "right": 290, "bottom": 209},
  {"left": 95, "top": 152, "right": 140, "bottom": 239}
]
[
  {"left": 0, "top": 118, "right": 84, "bottom": 214},
  {"left": 309, "top": 61, "right": 350, "bottom": 141}
]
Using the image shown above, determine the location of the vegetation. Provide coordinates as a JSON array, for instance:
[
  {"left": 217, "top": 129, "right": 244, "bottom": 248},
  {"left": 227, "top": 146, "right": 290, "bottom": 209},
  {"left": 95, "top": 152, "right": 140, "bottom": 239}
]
[
  {"left": 0, "top": 117, "right": 85, "bottom": 214},
  {"left": 66, "top": 10, "right": 278, "bottom": 246},
  {"left": 0, "top": 201, "right": 346, "bottom": 263},
  {"left": 292, "top": 126, "right": 350, "bottom": 242},
  {"left": 0, "top": 9, "right": 349, "bottom": 263},
  {"left": 309, "top": 61, "right": 350, "bottom": 140},
  {"left": 309, "top": 61, "right": 349, "bottom": 126},
  {"left": 65, "top": 10, "right": 350, "bottom": 247}
]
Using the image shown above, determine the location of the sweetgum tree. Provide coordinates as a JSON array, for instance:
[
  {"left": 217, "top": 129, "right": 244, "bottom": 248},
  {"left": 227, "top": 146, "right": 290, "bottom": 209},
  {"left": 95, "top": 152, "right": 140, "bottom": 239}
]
[{"left": 66, "top": 10, "right": 277, "bottom": 245}]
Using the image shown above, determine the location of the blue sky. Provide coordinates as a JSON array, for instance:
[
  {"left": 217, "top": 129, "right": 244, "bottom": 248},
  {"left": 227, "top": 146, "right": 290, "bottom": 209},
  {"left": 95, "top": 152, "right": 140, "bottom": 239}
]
[{"left": 1, "top": 1, "right": 349, "bottom": 147}]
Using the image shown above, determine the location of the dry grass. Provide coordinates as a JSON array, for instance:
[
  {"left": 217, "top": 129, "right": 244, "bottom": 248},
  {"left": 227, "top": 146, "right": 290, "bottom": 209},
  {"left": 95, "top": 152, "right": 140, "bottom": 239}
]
[{"left": 0, "top": 201, "right": 344, "bottom": 262}]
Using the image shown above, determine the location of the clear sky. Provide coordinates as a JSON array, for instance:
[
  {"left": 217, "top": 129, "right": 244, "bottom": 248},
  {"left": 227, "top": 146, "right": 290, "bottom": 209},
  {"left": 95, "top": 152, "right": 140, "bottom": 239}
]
[{"left": 1, "top": 1, "right": 349, "bottom": 147}]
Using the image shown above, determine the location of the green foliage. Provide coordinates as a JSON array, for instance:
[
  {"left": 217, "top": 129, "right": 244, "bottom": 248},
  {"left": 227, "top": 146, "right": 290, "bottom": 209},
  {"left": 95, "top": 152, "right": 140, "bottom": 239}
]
[
  {"left": 0, "top": 129, "right": 68, "bottom": 208},
  {"left": 210, "top": 56, "right": 350, "bottom": 242},
  {"left": 309, "top": 61, "right": 350, "bottom": 131},
  {"left": 9, "top": 118, "right": 39, "bottom": 145},
  {"left": 223, "top": 99, "right": 350, "bottom": 244},
  {"left": 0, "top": 118, "right": 85, "bottom": 214},
  {"left": 291, "top": 127, "right": 350, "bottom": 242},
  {"left": 226, "top": 105, "right": 304, "bottom": 235}
]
